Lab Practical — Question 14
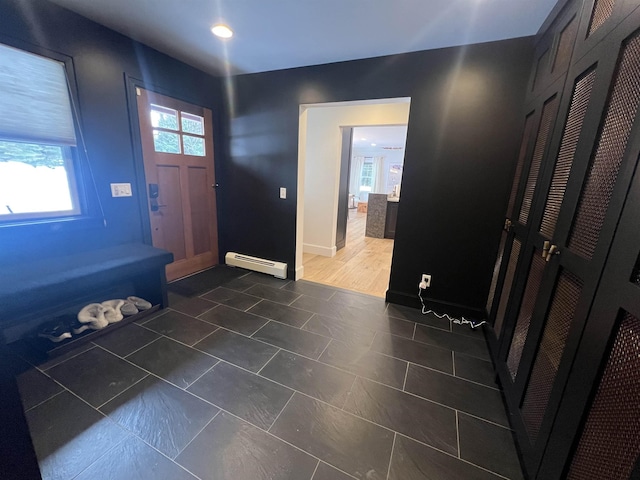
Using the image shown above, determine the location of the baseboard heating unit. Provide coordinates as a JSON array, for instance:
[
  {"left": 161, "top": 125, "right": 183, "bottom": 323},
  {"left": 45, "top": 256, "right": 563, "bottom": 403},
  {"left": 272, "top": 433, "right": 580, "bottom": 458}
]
[{"left": 225, "top": 252, "right": 287, "bottom": 279}]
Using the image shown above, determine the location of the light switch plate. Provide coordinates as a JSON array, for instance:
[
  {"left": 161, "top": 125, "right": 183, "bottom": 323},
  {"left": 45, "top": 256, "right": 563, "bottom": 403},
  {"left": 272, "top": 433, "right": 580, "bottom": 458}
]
[
  {"left": 111, "top": 183, "right": 132, "bottom": 197},
  {"left": 280, "top": 187, "right": 287, "bottom": 199}
]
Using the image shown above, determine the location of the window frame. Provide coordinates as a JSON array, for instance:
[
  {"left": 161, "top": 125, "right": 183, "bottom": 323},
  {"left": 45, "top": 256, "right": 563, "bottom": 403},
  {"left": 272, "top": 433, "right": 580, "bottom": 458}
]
[
  {"left": 360, "top": 159, "right": 374, "bottom": 192},
  {"left": 0, "top": 36, "right": 91, "bottom": 228}
]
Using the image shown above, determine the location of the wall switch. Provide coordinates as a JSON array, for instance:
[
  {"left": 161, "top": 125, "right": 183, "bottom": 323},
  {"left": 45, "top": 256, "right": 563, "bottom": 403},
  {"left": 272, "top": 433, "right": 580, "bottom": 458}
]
[
  {"left": 280, "top": 187, "right": 287, "bottom": 199},
  {"left": 111, "top": 183, "right": 132, "bottom": 197}
]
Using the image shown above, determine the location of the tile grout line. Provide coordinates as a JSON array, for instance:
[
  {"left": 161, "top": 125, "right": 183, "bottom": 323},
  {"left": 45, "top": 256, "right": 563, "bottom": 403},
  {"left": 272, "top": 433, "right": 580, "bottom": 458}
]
[
  {"left": 173, "top": 409, "right": 222, "bottom": 460},
  {"left": 266, "top": 389, "right": 296, "bottom": 433},
  {"left": 66, "top": 431, "right": 132, "bottom": 480},
  {"left": 452, "top": 351, "right": 456, "bottom": 376},
  {"left": 256, "top": 348, "right": 282, "bottom": 375},
  {"left": 456, "top": 410, "right": 461, "bottom": 458},
  {"left": 402, "top": 362, "right": 410, "bottom": 391},
  {"left": 393, "top": 431, "right": 514, "bottom": 480},
  {"left": 121, "top": 335, "right": 164, "bottom": 359},
  {"left": 412, "top": 322, "right": 417, "bottom": 340},
  {"left": 38, "top": 344, "right": 99, "bottom": 372},
  {"left": 316, "top": 338, "right": 332, "bottom": 360},
  {"left": 23, "top": 388, "right": 66, "bottom": 413},
  {"left": 339, "top": 375, "right": 359, "bottom": 410},
  {"left": 184, "top": 359, "right": 221, "bottom": 389},
  {"left": 215, "top": 399, "right": 359, "bottom": 480},
  {"left": 309, "top": 460, "right": 320, "bottom": 480},
  {"left": 95, "top": 373, "right": 151, "bottom": 410},
  {"left": 374, "top": 351, "right": 501, "bottom": 391},
  {"left": 385, "top": 433, "right": 397, "bottom": 480},
  {"left": 298, "top": 312, "right": 316, "bottom": 331}
]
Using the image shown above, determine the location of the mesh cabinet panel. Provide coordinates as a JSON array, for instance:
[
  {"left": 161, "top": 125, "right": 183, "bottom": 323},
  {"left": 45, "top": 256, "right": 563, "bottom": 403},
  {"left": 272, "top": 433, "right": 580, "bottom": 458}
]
[
  {"left": 521, "top": 270, "right": 583, "bottom": 441},
  {"left": 540, "top": 69, "right": 597, "bottom": 239},
  {"left": 568, "top": 33, "right": 640, "bottom": 259},
  {"left": 507, "top": 114, "right": 536, "bottom": 218},
  {"left": 553, "top": 17, "right": 579, "bottom": 74},
  {"left": 588, "top": 0, "right": 616, "bottom": 37},
  {"left": 519, "top": 96, "right": 559, "bottom": 226},
  {"left": 566, "top": 311, "right": 640, "bottom": 479},
  {"left": 495, "top": 239, "right": 522, "bottom": 338},
  {"left": 507, "top": 254, "right": 546, "bottom": 380},
  {"left": 533, "top": 50, "right": 551, "bottom": 92},
  {"left": 487, "top": 231, "right": 508, "bottom": 316}
]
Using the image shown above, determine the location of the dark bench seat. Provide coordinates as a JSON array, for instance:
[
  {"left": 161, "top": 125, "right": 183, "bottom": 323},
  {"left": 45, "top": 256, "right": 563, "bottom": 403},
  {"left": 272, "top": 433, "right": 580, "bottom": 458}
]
[{"left": 0, "top": 243, "right": 173, "bottom": 343}]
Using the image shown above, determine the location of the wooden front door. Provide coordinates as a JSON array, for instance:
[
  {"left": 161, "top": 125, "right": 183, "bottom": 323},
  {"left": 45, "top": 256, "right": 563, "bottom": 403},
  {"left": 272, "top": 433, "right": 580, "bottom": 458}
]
[{"left": 136, "top": 88, "right": 218, "bottom": 281}]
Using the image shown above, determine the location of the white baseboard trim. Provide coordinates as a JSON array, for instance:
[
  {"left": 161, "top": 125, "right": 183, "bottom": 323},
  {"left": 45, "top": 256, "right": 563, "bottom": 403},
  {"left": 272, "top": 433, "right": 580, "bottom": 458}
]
[
  {"left": 303, "top": 243, "right": 336, "bottom": 257},
  {"left": 295, "top": 265, "right": 304, "bottom": 280}
]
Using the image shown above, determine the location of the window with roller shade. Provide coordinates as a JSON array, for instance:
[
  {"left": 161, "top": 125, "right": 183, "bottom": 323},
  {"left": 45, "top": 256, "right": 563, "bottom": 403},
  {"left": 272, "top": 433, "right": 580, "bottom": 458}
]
[{"left": 0, "top": 42, "right": 81, "bottom": 222}]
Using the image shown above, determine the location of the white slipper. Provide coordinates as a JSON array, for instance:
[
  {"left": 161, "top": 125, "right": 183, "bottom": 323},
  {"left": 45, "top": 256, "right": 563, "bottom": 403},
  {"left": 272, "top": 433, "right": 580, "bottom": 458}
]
[
  {"left": 103, "top": 305, "right": 123, "bottom": 324},
  {"left": 102, "top": 299, "right": 138, "bottom": 317},
  {"left": 127, "top": 296, "right": 152, "bottom": 311},
  {"left": 77, "top": 303, "right": 109, "bottom": 330},
  {"left": 120, "top": 301, "right": 139, "bottom": 316},
  {"left": 102, "top": 300, "right": 125, "bottom": 323}
]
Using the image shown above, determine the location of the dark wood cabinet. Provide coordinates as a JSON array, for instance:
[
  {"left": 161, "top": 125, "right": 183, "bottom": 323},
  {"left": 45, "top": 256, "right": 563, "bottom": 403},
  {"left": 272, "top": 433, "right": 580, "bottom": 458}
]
[{"left": 384, "top": 201, "right": 399, "bottom": 239}]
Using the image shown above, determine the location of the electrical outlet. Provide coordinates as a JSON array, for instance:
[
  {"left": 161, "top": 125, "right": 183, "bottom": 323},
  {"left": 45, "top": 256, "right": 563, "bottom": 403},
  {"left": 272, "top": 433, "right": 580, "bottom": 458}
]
[{"left": 421, "top": 274, "right": 431, "bottom": 288}]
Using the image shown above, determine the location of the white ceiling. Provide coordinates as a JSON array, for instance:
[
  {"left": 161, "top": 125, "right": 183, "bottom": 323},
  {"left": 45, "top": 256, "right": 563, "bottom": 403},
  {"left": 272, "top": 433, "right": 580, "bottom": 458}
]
[
  {"left": 47, "top": 0, "right": 559, "bottom": 76},
  {"left": 352, "top": 126, "right": 408, "bottom": 150}
]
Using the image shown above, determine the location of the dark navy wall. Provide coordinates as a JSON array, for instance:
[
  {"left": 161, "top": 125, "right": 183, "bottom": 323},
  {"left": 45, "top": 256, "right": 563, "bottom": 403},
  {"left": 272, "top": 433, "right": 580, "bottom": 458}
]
[
  {"left": 0, "top": 0, "right": 534, "bottom": 314},
  {"left": 0, "top": 0, "right": 224, "bottom": 265},
  {"left": 225, "top": 38, "right": 534, "bottom": 314}
]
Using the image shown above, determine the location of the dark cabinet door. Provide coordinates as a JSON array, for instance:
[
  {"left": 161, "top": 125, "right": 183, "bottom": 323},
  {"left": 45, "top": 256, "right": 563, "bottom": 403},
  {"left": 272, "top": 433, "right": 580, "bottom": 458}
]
[
  {"left": 491, "top": 15, "right": 640, "bottom": 477},
  {"left": 539, "top": 118, "right": 640, "bottom": 480},
  {"left": 384, "top": 202, "right": 398, "bottom": 239}
]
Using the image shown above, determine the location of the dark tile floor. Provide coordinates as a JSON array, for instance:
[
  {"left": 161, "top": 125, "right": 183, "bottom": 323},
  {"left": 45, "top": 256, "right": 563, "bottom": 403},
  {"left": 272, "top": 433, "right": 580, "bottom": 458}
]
[{"left": 12, "top": 267, "right": 524, "bottom": 480}]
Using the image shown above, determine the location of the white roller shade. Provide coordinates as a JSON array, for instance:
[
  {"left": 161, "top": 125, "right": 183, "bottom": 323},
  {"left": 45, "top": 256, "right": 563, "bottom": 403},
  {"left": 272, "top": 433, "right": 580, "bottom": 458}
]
[{"left": 0, "top": 43, "right": 77, "bottom": 146}]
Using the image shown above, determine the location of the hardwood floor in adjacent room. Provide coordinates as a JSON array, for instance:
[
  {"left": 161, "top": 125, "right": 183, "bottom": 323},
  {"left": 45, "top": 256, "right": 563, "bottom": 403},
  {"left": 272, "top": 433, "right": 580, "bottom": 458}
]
[{"left": 302, "top": 211, "right": 393, "bottom": 298}]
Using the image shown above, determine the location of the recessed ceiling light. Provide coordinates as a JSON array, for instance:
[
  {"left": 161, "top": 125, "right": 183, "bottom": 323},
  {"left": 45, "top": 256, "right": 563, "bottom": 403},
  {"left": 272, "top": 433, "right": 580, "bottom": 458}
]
[
  {"left": 211, "top": 24, "right": 233, "bottom": 38},
  {"left": 361, "top": 138, "right": 367, "bottom": 141},
  {"left": 371, "top": 143, "right": 377, "bottom": 146}
]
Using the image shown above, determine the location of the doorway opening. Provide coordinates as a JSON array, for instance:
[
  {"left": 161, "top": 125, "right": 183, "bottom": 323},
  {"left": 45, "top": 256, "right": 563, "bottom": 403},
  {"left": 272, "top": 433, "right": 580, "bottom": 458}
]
[{"left": 296, "top": 98, "right": 410, "bottom": 298}]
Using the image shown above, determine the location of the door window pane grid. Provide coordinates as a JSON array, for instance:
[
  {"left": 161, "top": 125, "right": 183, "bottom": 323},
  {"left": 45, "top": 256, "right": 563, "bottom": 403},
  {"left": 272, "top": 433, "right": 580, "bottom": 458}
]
[
  {"left": 150, "top": 104, "right": 179, "bottom": 131},
  {"left": 181, "top": 112, "right": 204, "bottom": 135},
  {"left": 153, "top": 130, "right": 181, "bottom": 154}
]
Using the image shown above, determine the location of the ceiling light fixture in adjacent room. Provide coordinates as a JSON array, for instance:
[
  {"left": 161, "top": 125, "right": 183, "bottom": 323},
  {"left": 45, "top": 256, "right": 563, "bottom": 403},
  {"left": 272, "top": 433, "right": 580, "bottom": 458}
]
[{"left": 211, "top": 24, "right": 233, "bottom": 38}]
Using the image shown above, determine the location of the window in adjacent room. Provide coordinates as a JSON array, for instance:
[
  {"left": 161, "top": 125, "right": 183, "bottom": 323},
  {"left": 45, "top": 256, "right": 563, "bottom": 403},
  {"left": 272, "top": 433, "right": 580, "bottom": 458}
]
[
  {"left": 0, "top": 42, "right": 81, "bottom": 222},
  {"left": 360, "top": 159, "right": 374, "bottom": 192}
]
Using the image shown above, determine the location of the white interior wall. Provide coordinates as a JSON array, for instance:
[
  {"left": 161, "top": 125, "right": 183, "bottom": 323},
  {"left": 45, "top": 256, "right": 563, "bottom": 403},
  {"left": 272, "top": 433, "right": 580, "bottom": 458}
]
[{"left": 298, "top": 100, "right": 410, "bottom": 266}]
